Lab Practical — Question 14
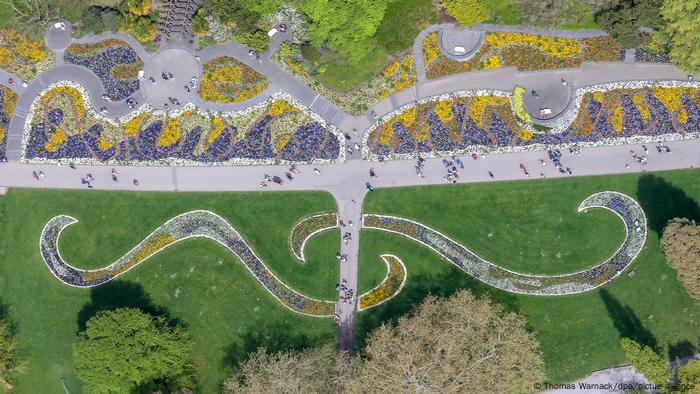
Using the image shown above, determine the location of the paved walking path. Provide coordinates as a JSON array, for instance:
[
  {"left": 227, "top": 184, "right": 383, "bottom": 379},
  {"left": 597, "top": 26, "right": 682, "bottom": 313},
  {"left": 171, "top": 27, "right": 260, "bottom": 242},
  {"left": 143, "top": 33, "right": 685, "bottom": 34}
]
[{"left": 1, "top": 23, "right": 699, "bottom": 357}]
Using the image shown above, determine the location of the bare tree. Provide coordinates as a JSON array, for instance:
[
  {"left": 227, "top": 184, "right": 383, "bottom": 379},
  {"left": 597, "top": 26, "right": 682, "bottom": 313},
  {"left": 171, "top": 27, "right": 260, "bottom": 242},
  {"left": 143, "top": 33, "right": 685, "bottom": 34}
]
[
  {"left": 347, "top": 290, "right": 546, "bottom": 394},
  {"left": 661, "top": 218, "right": 700, "bottom": 301},
  {"left": 2, "top": 0, "right": 59, "bottom": 38}
]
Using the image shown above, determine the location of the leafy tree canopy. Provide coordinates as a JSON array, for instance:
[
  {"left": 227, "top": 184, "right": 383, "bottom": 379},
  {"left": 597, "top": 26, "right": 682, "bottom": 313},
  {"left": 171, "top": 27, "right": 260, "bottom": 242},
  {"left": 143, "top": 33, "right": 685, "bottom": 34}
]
[
  {"left": 621, "top": 338, "right": 673, "bottom": 391},
  {"left": 661, "top": 0, "right": 700, "bottom": 73},
  {"left": 661, "top": 217, "right": 700, "bottom": 301},
  {"left": 441, "top": 0, "right": 489, "bottom": 27}
]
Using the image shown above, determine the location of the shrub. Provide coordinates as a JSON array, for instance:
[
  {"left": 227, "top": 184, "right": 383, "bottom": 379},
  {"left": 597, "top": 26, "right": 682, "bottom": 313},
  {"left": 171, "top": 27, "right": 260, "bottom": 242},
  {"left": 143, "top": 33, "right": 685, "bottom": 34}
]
[
  {"left": 621, "top": 338, "right": 673, "bottom": 392},
  {"left": 513, "top": 86, "right": 531, "bottom": 123},
  {"left": 661, "top": 218, "right": 700, "bottom": 301},
  {"left": 232, "top": 30, "right": 269, "bottom": 52},
  {"left": 441, "top": 0, "right": 489, "bottom": 27}
]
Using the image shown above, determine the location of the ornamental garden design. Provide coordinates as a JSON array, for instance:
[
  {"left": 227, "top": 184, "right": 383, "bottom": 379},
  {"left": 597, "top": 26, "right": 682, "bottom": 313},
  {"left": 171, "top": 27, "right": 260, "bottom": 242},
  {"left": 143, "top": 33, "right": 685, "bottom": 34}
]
[
  {"left": 199, "top": 56, "right": 270, "bottom": 103},
  {"left": 64, "top": 39, "right": 144, "bottom": 101},
  {"left": 0, "top": 85, "right": 18, "bottom": 161},
  {"left": 364, "top": 81, "right": 700, "bottom": 160},
  {"left": 0, "top": 29, "right": 54, "bottom": 81},
  {"left": 22, "top": 82, "right": 344, "bottom": 165},
  {"left": 423, "top": 31, "right": 623, "bottom": 80}
]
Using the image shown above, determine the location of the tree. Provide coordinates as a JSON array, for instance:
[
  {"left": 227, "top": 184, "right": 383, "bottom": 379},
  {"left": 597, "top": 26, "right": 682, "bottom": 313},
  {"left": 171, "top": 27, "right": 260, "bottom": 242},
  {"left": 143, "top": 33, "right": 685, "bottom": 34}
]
[
  {"left": 2, "top": 0, "right": 59, "bottom": 39},
  {"left": 222, "top": 346, "right": 342, "bottom": 393},
  {"left": 661, "top": 218, "right": 700, "bottom": 301},
  {"left": 205, "top": 0, "right": 261, "bottom": 32},
  {"left": 441, "top": 0, "right": 489, "bottom": 27},
  {"left": 348, "top": 290, "right": 546, "bottom": 392},
  {"left": 621, "top": 338, "right": 673, "bottom": 391},
  {"left": 676, "top": 360, "right": 700, "bottom": 393},
  {"left": 116, "top": 12, "right": 157, "bottom": 43},
  {"left": 515, "top": 0, "right": 608, "bottom": 28},
  {"left": 191, "top": 9, "right": 210, "bottom": 37},
  {"left": 73, "top": 308, "right": 194, "bottom": 393},
  {"left": 0, "top": 319, "right": 21, "bottom": 391},
  {"left": 297, "top": 0, "right": 390, "bottom": 64},
  {"left": 595, "top": 0, "right": 662, "bottom": 48},
  {"left": 661, "top": 0, "right": 700, "bottom": 73}
]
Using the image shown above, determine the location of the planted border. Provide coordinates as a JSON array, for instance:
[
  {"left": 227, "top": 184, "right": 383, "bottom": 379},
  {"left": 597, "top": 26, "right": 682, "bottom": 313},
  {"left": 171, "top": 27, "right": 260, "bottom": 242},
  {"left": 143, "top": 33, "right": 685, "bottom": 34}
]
[
  {"left": 362, "top": 191, "right": 646, "bottom": 296},
  {"left": 288, "top": 212, "right": 338, "bottom": 262},
  {"left": 39, "top": 210, "right": 336, "bottom": 317},
  {"left": 358, "top": 254, "right": 407, "bottom": 311},
  {"left": 0, "top": 85, "right": 18, "bottom": 161},
  {"left": 199, "top": 56, "right": 270, "bottom": 103}
]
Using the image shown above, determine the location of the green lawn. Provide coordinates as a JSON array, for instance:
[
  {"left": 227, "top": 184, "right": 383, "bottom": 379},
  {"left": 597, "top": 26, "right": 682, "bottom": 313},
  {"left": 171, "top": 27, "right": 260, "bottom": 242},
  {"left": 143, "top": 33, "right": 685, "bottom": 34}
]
[
  {"left": 358, "top": 169, "right": 700, "bottom": 383},
  {"left": 0, "top": 189, "right": 340, "bottom": 393},
  {"left": 375, "top": 0, "right": 437, "bottom": 53}
]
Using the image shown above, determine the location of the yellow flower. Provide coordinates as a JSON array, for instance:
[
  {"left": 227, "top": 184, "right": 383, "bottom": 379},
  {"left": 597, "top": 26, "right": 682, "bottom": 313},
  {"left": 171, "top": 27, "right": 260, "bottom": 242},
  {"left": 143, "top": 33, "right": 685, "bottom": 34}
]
[
  {"left": 610, "top": 106, "right": 623, "bottom": 133},
  {"left": 208, "top": 116, "right": 226, "bottom": 144},
  {"left": 485, "top": 32, "right": 582, "bottom": 58},
  {"left": 267, "top": 99, "right": 298, "bottom": 116},
  {"left": 44, "top": 127, "right": 66, "bottom": 152},
  {"left": 98, "top": 138, "right": 113, "bottom": 151},
  {"left": 123, "top": 113, "right": 147, "bottom": 136},
  {"left": 518, "top": 128, "right": 533, "bottom": 140},
  {"left": 0, "top": 47, "right": 10, "bottom": 64},
  {"left": 483, "top": 54, "right": 501, "bottom": 69},
  {"left": 378, "top": 124, "right": 394, "bottom": 145},
  {"left": 422, "top": 33, "right": 440, "bottom": 65},
  {"left": 397, "top": 106, "right": 417, "bottom": 127},
  {"left": 678, "top": 108, "right": 688, "bottom": 124},
  {"left": 469, "top": 96, "right": 508, "bottom": 127},
  {"left": 275, "top": 132, "right": 293, "bottom": 150},
  {"left": 631, "top": 95, "right": 650, "bottom": 123},
  {"left": 382, "top": 61, "right": 400, "bottom": 77},
  {"left": 434, "top": 100, "right": 454, "bottom": 122},
  {"left": 157, "top": 117, "right": 181, "bottom": 147},
  {"left": 593, "top": 91, "right": 604, "bottom": 103},
  {"left": 652, "top": 87, "right": 690, "bottom": 113},
  {"left": 417, "top": 124, "right": 430, "bottom": 142}
]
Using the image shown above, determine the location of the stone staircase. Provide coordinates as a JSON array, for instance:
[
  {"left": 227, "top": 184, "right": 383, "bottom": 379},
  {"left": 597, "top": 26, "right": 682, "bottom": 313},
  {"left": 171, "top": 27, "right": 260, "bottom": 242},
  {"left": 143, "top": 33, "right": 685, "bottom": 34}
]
[{"left": 157, "top": 0, "right": 202, "bottom": 42}]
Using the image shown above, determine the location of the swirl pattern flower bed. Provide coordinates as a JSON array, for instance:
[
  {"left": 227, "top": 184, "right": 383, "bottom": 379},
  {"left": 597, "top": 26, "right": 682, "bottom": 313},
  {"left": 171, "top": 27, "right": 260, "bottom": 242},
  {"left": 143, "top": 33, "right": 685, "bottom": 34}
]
[
  {"left": 358, "top": 254, "right": 406, "bottom": 310},
  {"left": 288, "top": 212, "right": 338, "bottom": 262},
  {"left": 423, "top": 31, "right": 622, "bottom": 80},
  {"left": 0, "top": 85, "right": 18, "bottom": 161},
  {"left": 364, "top": 81, "right": 700, "bottom": 160},
  {"left": 40, "top": 210, "right": 336, "bottom": 316},
  {"left": 199, "top": 56, "right": 270, "bottom": 103},
  {"left": 22, "top": 82, "right": 344, "bottom": 165},
  {"left": 362, "top": 192, "right": 646, "bottom": 295},
  {"left": 0, "top": 29, "right": 54, "bottom": 81}
]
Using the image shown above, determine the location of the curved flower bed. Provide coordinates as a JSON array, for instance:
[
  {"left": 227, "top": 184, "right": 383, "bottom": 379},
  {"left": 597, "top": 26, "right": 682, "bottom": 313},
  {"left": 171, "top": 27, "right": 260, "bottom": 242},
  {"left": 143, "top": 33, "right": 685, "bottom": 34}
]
[
  {"left": 364, "top": 81, "right": 700, "bottom": 160},
  {"left": 358, "top": 254, "right": 407, "bottom": 310},
  {"left": 64, "top": 40, "right": 143, "bottom": 101},
  {"left": 362, "top": 191, "right": 646, "bottom": 296},
  {"left": 199, "top": 56, "right": 270, "bottom": 103},
  {"left": 22, "top": 81, "right": 344, "bottom": 165},
  {"left": 40, "top": 210, "right": 336, "bottom": 317},
  {"left": 0, "top": 85, "right": 18, "bottom": 161},
  {"left": 274, "top": 44, "right": 417, "bottom": 115},
  {"left": 0, "top": 29, "right": 54, "bottom": 81},
  {"left": 288, "top": 212, "right": 338, "bottom": 262},
  {"left": 423, "top": 31, "right": 622, "bottom": 80}
]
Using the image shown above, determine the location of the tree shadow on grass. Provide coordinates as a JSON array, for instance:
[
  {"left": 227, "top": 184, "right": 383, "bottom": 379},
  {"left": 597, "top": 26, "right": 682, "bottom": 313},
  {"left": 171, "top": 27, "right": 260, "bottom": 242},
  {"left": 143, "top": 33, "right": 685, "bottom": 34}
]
[
  {"left": 636, "top": 174, "right": 700, "bottom": 236},
  {"left": 355, "top": 267, "right": 520, "bottom": 352},
  {"left": 599, "top": 289, "right": 658, "bottom": 352},
  {"left": 221, "top": 319, "right": 317, "bottom": 371},
  {"left": 77, "top": 280, "right": 178, "bottom": 332},
  {"left": 668, "top": 340, "right": 698, "bottom": 361}
]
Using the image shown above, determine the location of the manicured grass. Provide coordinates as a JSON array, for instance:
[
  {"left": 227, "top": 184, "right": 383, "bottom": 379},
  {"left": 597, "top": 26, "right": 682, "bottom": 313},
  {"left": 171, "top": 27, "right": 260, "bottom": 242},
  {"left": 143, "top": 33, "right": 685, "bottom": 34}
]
[
  {"left": 358, "top": 169, "right": 700, "bottom": 383},
  {"left": 0, "top": 189, "right": 339, "bottom": 393},
  {"left": 375, "top": 0, "right": 437, "bottom": 53},
  {"left": 487, "top": 0, "right": 525, "bottom": 25},
  {"left": 312, "top": 46, "right": 389, "bottom": 90}
]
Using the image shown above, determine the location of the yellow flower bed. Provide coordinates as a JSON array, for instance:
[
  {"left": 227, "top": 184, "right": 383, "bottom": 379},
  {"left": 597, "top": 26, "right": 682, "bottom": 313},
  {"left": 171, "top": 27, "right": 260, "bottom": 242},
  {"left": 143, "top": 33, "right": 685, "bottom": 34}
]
[
  {"left": 631, "top": 95, "right": 650, "bottom": 123},
  {"left": 359, "top": 255, "right": 405, "bottom": 310},
  {"left": 157, "top": 117, "right": 181, "bottom": 147},
  {"left": 469, "top": 96, "right": 509, "bottom": 127},
  {"left": 678, "top": 108, "right": 688, "bottom": 124},
  {"left": 378, "top": 124, "right": 394, "bottom": 145},
  {"left": 483, "top": 54, "right": 501, "bottom": 69},
  {"left": 42, "top": 86, "right": 86, "bottom": 121},
  {"left": 383, "top": 60, "right": 400, "bottom": 77},
  {"left": 0, "top": 47, "right": 10, "bottom": 65},
  {"left": 98, "top": 137, "right": 113, "bottom": 150},
  {"left": 115, "top": 233, "right": 176, "bottom": 276},
  {"left": 267, "top": 99, "right": 298, "bottom": 116},
  {"left": 208, "top": 116, "right": 226, "bottom": 144},
  {"left": 610, "top": 106, "right": 623, "bottom": 133},
  {"left": 237, "top": 85, "right": 268, "bottom": 102},
  {"left": 422, "top": 32, "right": 440, "bottom": 66},
  {"left": 652, "top": 87, "right": 690, "bottom": 114},
  {"left": 396, "top": 106, "right": 417, "bottom": 127},
  {"left": 123, "top": 113, "right": 148, "bottom": 136},
  {"left": 417, "top": 124, "right": 430, "bottom": 142},
  {"left": 434, "top": 100, "right": 454, "bottom": 122},
  {"left": 485, "top": 32, "right": 583, "bottom": 58},
  {"left": 518, "top": 128, "right": 533, "bottom": 140},
  {"left": 275, "top": 132, "right": 293, "bottom": 150},
  {"left": 44, "top": 127, "right": 66, "bottom": 152}
]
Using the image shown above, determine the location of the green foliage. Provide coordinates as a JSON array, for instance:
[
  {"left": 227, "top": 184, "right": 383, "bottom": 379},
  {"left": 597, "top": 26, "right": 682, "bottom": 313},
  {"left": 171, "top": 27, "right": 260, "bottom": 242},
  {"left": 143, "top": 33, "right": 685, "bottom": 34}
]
[
  {"left": 206, "top": 0, "right": 261, "bottom": 32},
  {"left": 116, "top": 12, "right": 156, "bottom": 43},
  {"left": 661, "top": 218, "right": 700, "bottom": 301},
  {"left": 232, "top": 30, "right": 270, "bottom": 52},
  {"left": 621, "top": 338, "right": 672, "bottom": 391},
  {"left": 297, "top": 0, "right": 391, "bottom": 64},
  {"left": 375, "top": 0, "right": 437, "bottom": 53},
  {"left": 0, "top": 319, "right": 20, "bottom": 391},
  {"left": 676, "top": 360, "right": 700, "bottom": 391},
  {"left": 661, "top": 0, "right": 700, "bottom": 73},
  {"left": 441, "top": 0, "right": 490, "bottom": 27},
  {"left": 513, "top": 86, "right": 531, "bottom": 123},
  {"left": 79, "top": 6, "right": 106, "bottom": 35},
  {"left": 73, "top": 308, "right": 195, "bottom": 393},
  {"left": 596, "top": 0, "right": 663, "bottom": 48},
  {"left": 191, "top": 9, "right": 209, "bottom": 37},
  {"left": 515, "top": 0, "right": 601, "bottom": 28}
]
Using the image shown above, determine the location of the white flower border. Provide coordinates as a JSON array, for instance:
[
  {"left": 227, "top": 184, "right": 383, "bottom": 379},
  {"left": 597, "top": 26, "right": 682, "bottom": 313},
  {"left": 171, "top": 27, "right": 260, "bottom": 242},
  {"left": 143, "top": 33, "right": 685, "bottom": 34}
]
[
  {"left": 357, "top": 254, "right": 407, "bottom": 311},
  {"left": 362, "top": 80, "right": 700, "bottom": 161},
  {"left": 21, "top": 81, "right": 346, "bottom": 166},
  {"left": 362, "top": 191, "right": 647, "bottom": 296},
  {"left": 288, "top": 212, "right": 338, "bottom": 262},
  {"left": 39, "top": 210, "right": 336, "bottom": 317}
]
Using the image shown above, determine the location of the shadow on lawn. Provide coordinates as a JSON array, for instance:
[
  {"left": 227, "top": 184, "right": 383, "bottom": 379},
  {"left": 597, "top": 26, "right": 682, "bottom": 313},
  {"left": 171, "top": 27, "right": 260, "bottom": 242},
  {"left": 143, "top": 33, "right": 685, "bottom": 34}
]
[
  {"left": 221, "top": 320, "right": 316, "bottom": 369},
  {"left": 668, "top": 340, "right": 698, "bottom": 360},
  {"left": 599, "top": 289, "right": 658, "bottom": 351},
  {"left": 637, "top": 174, "right": 700, "bottom": 236},
  {"left": 355, "top": 267, "right": 519, "bottom": 352},
  {"left": 76, "top": 280, "right": 178, "bottom": 331}
]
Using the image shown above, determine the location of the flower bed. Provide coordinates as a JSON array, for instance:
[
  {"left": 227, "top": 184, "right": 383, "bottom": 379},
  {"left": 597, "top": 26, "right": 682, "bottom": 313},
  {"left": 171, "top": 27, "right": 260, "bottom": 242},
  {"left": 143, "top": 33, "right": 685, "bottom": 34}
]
[
  {"left": 362, "top": 191, "right": 646, "bottom": 296},
  {"left": 40, "top": 210, "right": 337, "bottom": 316},
  {"left": 22, "top": 81, "right": 344, "bottom": 166},
  {"left": 64, "top": 39, "right": 143, "bottom": 101},
  {"left": 0, "top": 29, "right": 54, "bottom": 81},
  {"left": 423, "top": 31, "right": 623, "bottom": 80},
  {"left": 288, "top": 212, "right": 338, "bottom": 262},
  {"left": 634, "top": 48, "right": 670, "bottom": 64},
  {"left": 0, "top": 85, "right": 18, "bottom": 161},
  {"left": 274, "top": 43, "right": 418, "bottom": 115},
  {"left": 199, "top": 56, "right": 270, "bottom": 103},
  {"left": 358, "top": 254, "right": 406, "bottom": 310},
  {"left": 364, "top": 81, "right": 700, "bottom": 160}
]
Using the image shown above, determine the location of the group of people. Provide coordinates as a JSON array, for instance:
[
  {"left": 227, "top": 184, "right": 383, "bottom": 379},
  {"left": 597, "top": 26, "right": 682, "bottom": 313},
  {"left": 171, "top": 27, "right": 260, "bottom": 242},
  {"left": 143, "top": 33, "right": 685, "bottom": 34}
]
[
  {"left": 260, "top": 165, "right": 301, "bottom": 187},
  {"left": 442, "top": 157, "right": 464, "bottom": 183},
  {"left": 336, "top": 279, "right": 355, "bottom": 306}
]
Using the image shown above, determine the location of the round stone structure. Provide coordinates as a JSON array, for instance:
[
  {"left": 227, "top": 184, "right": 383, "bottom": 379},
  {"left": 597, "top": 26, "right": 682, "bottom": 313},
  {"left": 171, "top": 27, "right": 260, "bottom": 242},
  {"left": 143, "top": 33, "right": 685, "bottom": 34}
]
[
  {"left": 438, "top": 27, "right": 484, "bottom": 61},
  {"left": 45, "top": 20, "right": 73, "bottom": 52},
  {"left": 142, "top": 48, "right": 201, "bottom": 110},
  {"left": 523, "top": 79, "right": 573, "bottom": 124}
]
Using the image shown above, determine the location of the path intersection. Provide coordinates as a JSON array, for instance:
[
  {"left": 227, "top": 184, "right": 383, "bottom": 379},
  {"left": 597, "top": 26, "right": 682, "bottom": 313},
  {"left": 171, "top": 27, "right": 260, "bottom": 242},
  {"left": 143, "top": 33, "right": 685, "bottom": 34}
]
[{"left": 0, "top": 21, "right": 699, "bottom": 360}]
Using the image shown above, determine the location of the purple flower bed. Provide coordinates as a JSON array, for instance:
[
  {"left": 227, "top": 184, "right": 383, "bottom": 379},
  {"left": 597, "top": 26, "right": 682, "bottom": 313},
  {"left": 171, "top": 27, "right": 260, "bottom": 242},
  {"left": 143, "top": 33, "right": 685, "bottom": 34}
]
[
  {"left": 64, "top": 45, "right": 141, "bottom": 101},
  {"left": 0, "top": 88, "right": 13, "bottom": 161}
]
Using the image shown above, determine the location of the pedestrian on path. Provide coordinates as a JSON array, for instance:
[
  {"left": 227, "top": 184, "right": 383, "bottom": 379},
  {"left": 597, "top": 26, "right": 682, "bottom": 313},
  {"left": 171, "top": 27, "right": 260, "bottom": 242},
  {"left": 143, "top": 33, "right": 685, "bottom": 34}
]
[
  {"left": 133, "top": 178, "right": 139, "bottom": 186},
  {"left": 369, "top": 168, "right": 376, "bottom": 177},
  {"left": 488, "top": 171, "right": 494, "bottom": 179},
  {"left": 313, "top": 168, "right": 321, "bottom": 174},
  {"left": 38, "top": 171, "right": 45, "bottom": 179},
  {"left": 366, "top": 182, "right": 374, "bottom": 192},
  {"left": 32, "top": 171, "right": 39, "bottom": 180}
]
